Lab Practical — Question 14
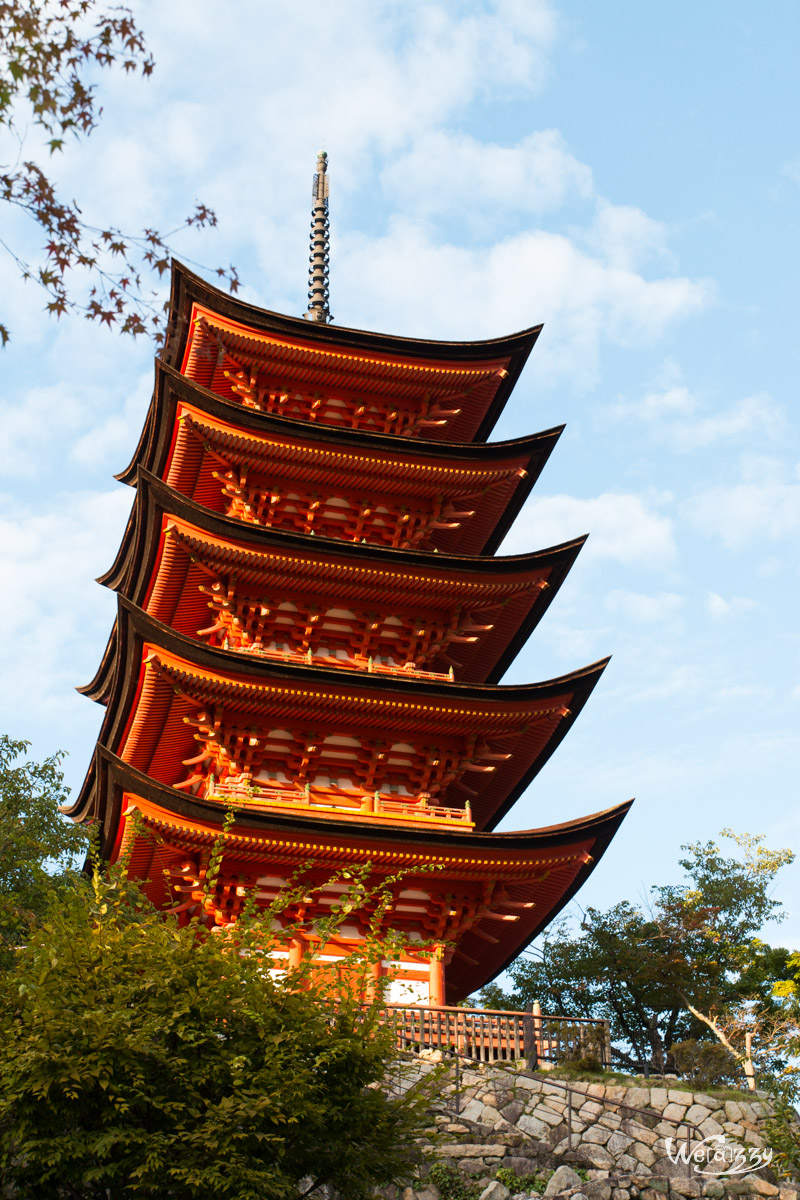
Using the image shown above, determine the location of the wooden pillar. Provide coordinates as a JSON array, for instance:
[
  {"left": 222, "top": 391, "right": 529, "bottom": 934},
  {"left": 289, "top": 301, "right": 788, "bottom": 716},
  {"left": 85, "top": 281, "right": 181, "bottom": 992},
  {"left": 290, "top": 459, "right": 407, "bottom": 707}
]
[
  {"left": 532, "top": 999, "right": 543, "bottom": 1064},
  {"left": 367, "top": 958, "right": 384, "bottom": 1003},
  {"left": 287, "top": 937, "right": 305, "bottom": 970},
  {"left": 429, "top": 947, "right": 446, "bottom": 1007}
]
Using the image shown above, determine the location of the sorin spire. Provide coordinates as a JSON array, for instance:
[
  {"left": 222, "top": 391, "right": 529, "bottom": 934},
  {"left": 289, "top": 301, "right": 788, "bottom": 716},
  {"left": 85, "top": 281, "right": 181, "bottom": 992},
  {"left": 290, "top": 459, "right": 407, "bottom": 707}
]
[{"left": 305, "top": 150, "right": 331, "bottom": 323}]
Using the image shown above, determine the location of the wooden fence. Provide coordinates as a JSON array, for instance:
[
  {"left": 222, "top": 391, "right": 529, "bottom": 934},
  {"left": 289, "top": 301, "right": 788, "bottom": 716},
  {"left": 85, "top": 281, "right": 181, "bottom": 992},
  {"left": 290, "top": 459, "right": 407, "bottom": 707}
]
[{"left": 380, "top": 1004, "right": 612, "bottom": 1067}]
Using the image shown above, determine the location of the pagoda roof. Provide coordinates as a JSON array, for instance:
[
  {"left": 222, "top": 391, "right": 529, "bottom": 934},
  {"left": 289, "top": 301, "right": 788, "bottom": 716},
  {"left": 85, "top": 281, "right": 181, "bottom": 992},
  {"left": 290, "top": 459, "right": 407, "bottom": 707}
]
[
  {"left": 162, "top": 261, "right": 542, "bottom": 443},
  {"left": 117, "top": 363, "right": 560, "bottom": 558},
  {"left": 77, "top": 747, "right": 631, "bottom": 1002},
  {"left": 98, "top": 469, "right": 585, "bottom": 685},
  {"left": 77, "top": 598, "right": 608, "bottom": 833}
]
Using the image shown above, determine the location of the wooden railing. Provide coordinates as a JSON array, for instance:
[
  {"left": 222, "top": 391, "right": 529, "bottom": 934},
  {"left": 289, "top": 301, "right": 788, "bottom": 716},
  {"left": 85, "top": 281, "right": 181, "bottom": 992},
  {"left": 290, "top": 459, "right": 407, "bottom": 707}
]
[
  {"left": 380, "top": 1004, "right": 612, "bottom": 1067},
  {"left": 222, "top": 641, "right": 454, "bottom": 682},
  {"left": 208, "top": 780, "right": 473, "bottom": 827}
]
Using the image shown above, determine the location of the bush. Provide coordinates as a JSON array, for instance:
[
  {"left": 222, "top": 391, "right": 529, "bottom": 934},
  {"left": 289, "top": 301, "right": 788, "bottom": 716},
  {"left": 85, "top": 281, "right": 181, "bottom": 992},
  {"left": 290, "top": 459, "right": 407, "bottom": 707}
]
[
  {"left": 428, "top": 1162, "right": 482, "bottom": 1200},
  {"left": 671, "top": 1039, "right": 740, "bottom": 1088},
  {"left": 0, "top": 867, "right": 432, "bottom": 1199}
]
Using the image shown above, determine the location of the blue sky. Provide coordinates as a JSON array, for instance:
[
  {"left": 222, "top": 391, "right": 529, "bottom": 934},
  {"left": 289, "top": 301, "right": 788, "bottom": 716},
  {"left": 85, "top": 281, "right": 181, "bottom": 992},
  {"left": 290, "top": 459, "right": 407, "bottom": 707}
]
[{"left": 1, "top": 1, "right": 798, "bottom": 946}]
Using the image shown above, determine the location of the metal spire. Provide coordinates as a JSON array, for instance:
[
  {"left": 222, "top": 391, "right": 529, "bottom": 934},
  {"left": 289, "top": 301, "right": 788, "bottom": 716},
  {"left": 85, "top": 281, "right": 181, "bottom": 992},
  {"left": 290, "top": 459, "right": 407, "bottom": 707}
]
[{"left": 305, "top": 150, "right": 331, "bottom": 323}]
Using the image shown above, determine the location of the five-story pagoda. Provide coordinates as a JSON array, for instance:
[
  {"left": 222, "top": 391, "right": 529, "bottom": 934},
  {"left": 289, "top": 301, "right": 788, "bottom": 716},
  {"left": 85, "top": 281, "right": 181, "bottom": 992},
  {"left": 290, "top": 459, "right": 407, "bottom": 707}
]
[{"left": 69, "top": 153, "right": 630, "bottom": 1005}]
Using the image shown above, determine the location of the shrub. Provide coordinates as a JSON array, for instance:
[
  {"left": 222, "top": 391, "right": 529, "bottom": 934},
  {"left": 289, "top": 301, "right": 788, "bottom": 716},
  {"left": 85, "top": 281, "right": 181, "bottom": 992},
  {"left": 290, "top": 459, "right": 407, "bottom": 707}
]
[
  {"left": 0, "top": 866, "right": 433, "bottom": 1199},
  {"left": 671, "top": 1039, "right": 740, "bottom": 1088}
]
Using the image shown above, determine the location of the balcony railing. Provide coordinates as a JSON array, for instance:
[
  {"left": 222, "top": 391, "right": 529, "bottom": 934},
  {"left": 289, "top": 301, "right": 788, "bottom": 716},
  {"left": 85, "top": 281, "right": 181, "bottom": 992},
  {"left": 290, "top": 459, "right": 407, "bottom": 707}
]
[
  {"left": 207, "top": 778, "right": 473, "bottom": 828},
  {"left": 380, "top": 1004, "right": 611, "bottom": 1066},
  {"left": 217, "top": 638, "right": 455, "bottom": 682}
]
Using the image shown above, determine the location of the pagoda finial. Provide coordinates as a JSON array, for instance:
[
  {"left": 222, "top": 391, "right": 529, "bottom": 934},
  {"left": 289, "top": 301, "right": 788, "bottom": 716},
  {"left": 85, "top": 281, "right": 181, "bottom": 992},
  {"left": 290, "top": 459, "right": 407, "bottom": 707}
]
[{"left": 305, "top": 149, "right": 331, "bottom": 323}]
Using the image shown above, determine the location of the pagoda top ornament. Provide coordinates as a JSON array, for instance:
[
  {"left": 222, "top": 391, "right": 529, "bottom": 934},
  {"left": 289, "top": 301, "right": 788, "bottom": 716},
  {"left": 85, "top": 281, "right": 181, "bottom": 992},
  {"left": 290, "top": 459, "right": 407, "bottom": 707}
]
[{"left": 305, "top": 149, "right": 331, "bottom": 324}]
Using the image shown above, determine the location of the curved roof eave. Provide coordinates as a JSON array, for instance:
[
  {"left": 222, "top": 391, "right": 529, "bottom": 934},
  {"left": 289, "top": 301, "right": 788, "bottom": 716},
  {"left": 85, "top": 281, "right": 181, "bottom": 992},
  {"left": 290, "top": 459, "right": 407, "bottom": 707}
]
[
  {"left": 101, "top": 466, "right": 585, "bottom": 632},
  {"left": 117, "top": 359, "right": 563, "bottom": 485},
  {"left": 71, "top": 595, "right": 608, "bottom": 833},
  {"left": 92, "top": 743, "right": 632, "bottom": 860},
  {"left": 118, "top": 593, "right": 610, "bottom": 707},
  {"left": 162, "top": 261, "right": 543, "bottom": 442},
  {"left": 92, "top": 469, "right": 585, "bottom": 687},
  {"left": 79, "top": 746, "right": 632, "bottom": 1001}
]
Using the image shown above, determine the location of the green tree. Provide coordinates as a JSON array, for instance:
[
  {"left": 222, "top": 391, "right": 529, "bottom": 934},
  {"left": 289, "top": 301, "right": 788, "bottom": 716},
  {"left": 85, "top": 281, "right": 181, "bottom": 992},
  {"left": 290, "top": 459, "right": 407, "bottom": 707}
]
[
  {"left": 0, "top": 852, "right": 433, "bottom": 1199},
  {"left": 0, "top": 734, "right": 88, "bottom": 966},
  {"left": 0, "top": 0, "right": 238, "bottom": 345},
  {"left": 482, "top": 830, "right": 794, "bottom": 1079},
  {"left": 648, "top": 830, "right": 794, "bottom": 1086}
]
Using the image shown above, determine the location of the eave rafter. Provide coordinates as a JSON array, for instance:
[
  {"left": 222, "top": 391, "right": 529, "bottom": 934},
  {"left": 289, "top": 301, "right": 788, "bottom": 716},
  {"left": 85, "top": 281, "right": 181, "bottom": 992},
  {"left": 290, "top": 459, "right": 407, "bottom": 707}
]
[
  {"left": 128, "top": 647, "right": 572, "bottom": 830},
  {"left": 160, "top": 522, "right": 544, "bottom": 682},
  {"left": 163, "top": 261, "right": 542, "bottom": 442},
  {"left": 119, "top": 363, "right": 560, "bottom": 558},
  {"left": 169, "top": 405, "right": 554, "bottom": 554},
  {"left": 184, "top": 310, "right": 510, "bottom": 441},
  {"left": 82, "top": 598, "right": 608, "bottom": 834},
  {"left": 94, "top": 470, "right": 585, "bottom": 687}
]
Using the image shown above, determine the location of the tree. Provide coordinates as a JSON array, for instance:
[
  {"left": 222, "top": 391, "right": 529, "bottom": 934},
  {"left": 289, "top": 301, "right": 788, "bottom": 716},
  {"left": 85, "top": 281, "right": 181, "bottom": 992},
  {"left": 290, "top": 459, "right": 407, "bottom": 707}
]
[
  {"left": 0, "top": 0, "right": 238, "bottom": 345},
  {"left": 0, "top": 848, "right": 434, "bottom": 1199},
  {"left": 0, "top": 734, "right": 88, "bottom": 967},
  {"left": 482, "top": 830, "right": 794, "bottom": 1081},
  {"left": 482, "top": 902, "right": 709, "bottom": 1071},
  {"left": 648, "top": 830, "right": 794, "bottom": 1087}
]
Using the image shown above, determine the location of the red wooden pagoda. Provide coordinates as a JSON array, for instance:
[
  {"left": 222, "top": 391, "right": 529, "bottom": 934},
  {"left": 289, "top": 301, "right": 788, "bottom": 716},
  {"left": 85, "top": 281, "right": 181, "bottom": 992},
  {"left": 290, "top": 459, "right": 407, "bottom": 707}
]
[{"left": 69, "top": 154, "right": 630, "bottom": 1004}]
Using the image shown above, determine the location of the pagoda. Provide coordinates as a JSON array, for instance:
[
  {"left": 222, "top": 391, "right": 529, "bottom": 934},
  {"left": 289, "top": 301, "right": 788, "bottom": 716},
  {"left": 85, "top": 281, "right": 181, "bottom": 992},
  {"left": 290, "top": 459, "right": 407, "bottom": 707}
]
[{"left": 69, "top": 153, "right": 630, "bottom": 1005}]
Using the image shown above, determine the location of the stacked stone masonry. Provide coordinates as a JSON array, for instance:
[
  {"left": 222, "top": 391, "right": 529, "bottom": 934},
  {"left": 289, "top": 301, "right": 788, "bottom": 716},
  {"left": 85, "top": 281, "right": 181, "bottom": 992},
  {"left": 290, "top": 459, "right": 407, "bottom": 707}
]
[{"left": 381, "top": 1059, "right": 799, "bottom": 1200}]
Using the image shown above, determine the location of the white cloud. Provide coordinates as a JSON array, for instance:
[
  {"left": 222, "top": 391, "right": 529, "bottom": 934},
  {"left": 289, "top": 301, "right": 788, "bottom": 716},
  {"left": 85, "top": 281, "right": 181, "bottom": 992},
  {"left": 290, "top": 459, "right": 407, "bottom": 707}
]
[
  {"left": 340, "top": 223, "right": 709, "bottom": 388},
  {"left": 0, "top": 0, "right": 709, "bottom": 405},
  {"left": 70, "top": 370, "right": 153, "bottom": 470},
  {"left": 502, "top": 491, "right": 677, "bottom": 566},
  {"left": 582, "top": 199, "right": 670, "bottom": 271},
  {"left": 781, "top": 158, "right": 800, "bottom": 187},
  {"left": 2, "top": 0, "right": 763, "bottom": 838},
  {"left": 606, "top": 590, "right": 684, "bottom": 623},
  {"left": 687, "top": 459, "right": 800, "bottom": 547},
  {"left": 706, "top": 592, "right": 757, "bottom": 619},
  {"left": 0, "top": 354, "right": 152, "bottom": 483},
  {"left": 382, "top": 129, "right": 593, "bottom": 222},
  {"left": 626, "top": 384, "right": 696, "bottom": 420},
  {"left": 716, "top": 684, "right": 772, "bottom": 702},
  {"left": 135, "top": 0, "right": 559, "bottom": 178},
  {"left": 633, "top": 663, "right": 704, "bottom": 701},
  {"left": 682, "top": 393, "right": 786, "bottom": 449},
  {"left": 0, "top": 489, "right": 132, "bottom": 719},
  {"left": 612, "top": 381, "right": 785, "bottom": 452},
  {"left": 0, "top": 385, "right": 85, "bottom": 479}
]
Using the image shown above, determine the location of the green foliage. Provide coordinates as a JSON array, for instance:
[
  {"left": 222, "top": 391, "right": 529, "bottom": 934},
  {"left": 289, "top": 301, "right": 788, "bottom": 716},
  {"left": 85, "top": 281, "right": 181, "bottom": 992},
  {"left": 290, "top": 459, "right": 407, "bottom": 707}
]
[
  {"left": 760, "top": 1074, "right": 800, "bottom": 1182},
  {"left": 428, "top": 1162, "right": 482, "bottom": 1200},
  {"left": 553, "top": 1052, "right": 604, "bottom": 1077},
  {"left": 429, "top": 1162, "right": 566, "bottom": 1198},
  {"left": 0, "top": 734, "right": 88, "bottom": 966},
  {"left": 544, "top": 1064, "right": 631, "bottom": 1085},
  {"left": 670, "top": 1039, "right": 739, "bottom": 1088},
  {"left": 0, "top": 1, "right": 238, "bottom": 344},
  {"left": 773, "top": 948, "right": 800, "bottom": 1016},
  {"left": 0, "top": 860, "right": 433, "bottom": 1199},
  {"left": 482, "top": 830, "right": 794, "bottom": 1076},
  {"left": 494, "top": 1165, "right": 544, "bottom": 1192}
]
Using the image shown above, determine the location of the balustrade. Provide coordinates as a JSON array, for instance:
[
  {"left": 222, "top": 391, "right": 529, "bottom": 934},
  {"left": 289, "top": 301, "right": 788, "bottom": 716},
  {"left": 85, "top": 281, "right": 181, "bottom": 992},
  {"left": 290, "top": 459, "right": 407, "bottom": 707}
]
[
  {"left": 220, "top": 639, "right": 455, "bottom": 682},
  {"left": 208, "top": 778, "right": 473, "bottom": 827},
  {"left": 380, "top": 1004, "right": 611, "bottom": 1066}
]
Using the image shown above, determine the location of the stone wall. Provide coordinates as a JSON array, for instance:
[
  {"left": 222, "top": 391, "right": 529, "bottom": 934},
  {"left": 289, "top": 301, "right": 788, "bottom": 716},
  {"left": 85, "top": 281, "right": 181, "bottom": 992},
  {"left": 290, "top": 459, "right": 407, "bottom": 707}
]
[{"left": 388, "top": 1057, "right": 800, "bottom": 1200}]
